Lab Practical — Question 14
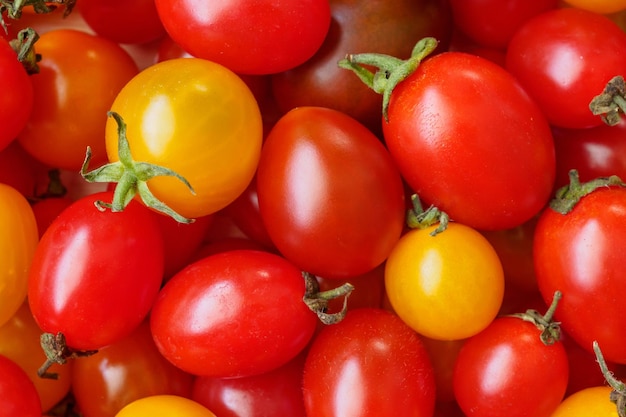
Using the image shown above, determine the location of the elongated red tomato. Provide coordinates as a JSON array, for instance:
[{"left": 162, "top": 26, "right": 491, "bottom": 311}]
[
  {"left": 256, "top": 106, "right": 405, "bottom": 279},
  {"left": 28, "top": 191, "right": 165, "bottom": 351}
]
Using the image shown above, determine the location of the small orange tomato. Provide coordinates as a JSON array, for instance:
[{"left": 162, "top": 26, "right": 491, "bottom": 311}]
[{"left": 549, "top": 386, "right": 618, "bottom": 417}]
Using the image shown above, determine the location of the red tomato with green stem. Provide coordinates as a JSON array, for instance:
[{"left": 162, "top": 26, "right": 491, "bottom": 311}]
[
  {"left": 154, "top": 0, "right": 331, "bottom": 74},
  {"left": 256, "top": 106, "right": 406, "bottom": 279},
  {"left": 302, "top": 308, "right": 436, "bottom": 417},
  {"left": 28, "top": 191, "right": 165, "bottom": 361},
  {"left": 341, "top": 38, "right": 556, "bottom": 231},
  {"left": 505, "top": 7, "right": 626, "bottom": 129}
]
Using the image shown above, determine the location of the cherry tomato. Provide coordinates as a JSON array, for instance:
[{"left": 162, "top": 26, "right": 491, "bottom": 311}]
[
  {"left": 28, "top": 190, "right": 164, "bottom": 351},
  {"left": 72, "top": 320, "right": 194, "bottom": 417},
  {"left": 154, "top": 0, "right": 330, "bottom": 74},
  {"left": 534, "top": 181, "right": 626, "bottom": 364},
  {"left": 0, "top": 354, "right": 42, "bottom": 417},
  {"left": 0, "top": 141, "right": 50, "bottom": 200},
  {"left": 549, "top": 386, "right": 617, "bottom": 417},
  {"left": 0, "top": 183, "right": 38, "bottom": 327},
  {"left": 0, "top": 36, "right": 33, "bottom": 153},
  {"left": 150, "top": 249, "right": 318, "bottom": 378},
  {"left": 0, "top": 302, "right": 72, "bottom": 412},
  {"left": 453, "top": 316, "right": 569, "bottom": 417},
  {"left": 505, "top": 8, "right": 626, "bottom": 129},
  {"left": 385, "top": 223, "right": 504, "bottom": 340},
  {"left": 105, "top": 57, "right": 263, "bottom": 219},
  {"left": 114, "top": 395, "right": 216, "bottom": 417},
  {"left": 302, "top": 308, "right": 436, "bottom": 417},
  {"left": 256, "top": 106, "right": 405, "bottom": 279},
  {"left": 17, "top": 29, "right": 139, "bottom": 171},
  {"left": 562, "top": 0, "right": 626, "bottom": 15},
  {"left": 31, "top": 196, "right": 74, "bottom": 238}
]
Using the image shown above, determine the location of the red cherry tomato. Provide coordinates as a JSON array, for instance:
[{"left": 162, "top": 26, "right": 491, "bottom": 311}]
[{"left": 0, "top": 354, "right": 42, "bottom": 417}]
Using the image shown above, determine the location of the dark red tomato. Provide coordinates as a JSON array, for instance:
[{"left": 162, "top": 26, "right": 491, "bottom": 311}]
[
  {"left": 534, "top": 185, "right": 626, "bottom": 364},
  {"left": 192, "top": 351, "right": 307, "bottom": 417},
  {"left": 447, "top": 30, "right": 506, "bottom": 67},
  {"left": 0, "top": 141, "right": 49, "bottom": 200},
  {"left": 449, "top": 0, "right": 558, "bottom": 49},
  {"left": 256, "top": 106, "right": 405, "bottom": 279},
  {"left": 506, "top": 8, "right": 626, "bottom": 129},
  {"left": 31, "top": 197, "right": 74, "bottom": 238},
  {"left": 77, "top": 0, "right": 166, "bottom": 44},
  {"left": 191, "top": 237, "right": 270, "bottom": 261},
  {"left": 72, "top": 320, "right": 194, "bottom": 417},
  {"left": 0, "top": 36, "right": 33, "bottom": 153},
  {"left": 28, "top": 191, "right": 165, "bottom": 351},
  {"left": 150, "top": 249, "right": 318, "bottom": 378},
  {"left": 381, "top": 50, "right": 555, "bottom": 231},
  {"left": 420, "top": 336, "right": 466, "bottom": 403},
  {"left": 0, "top": 354, "right": 42, "bottom": 417},
  {"left": 154, "top": 0, "right": 330, "bottom": 74},
  {"left": 316, "top": 263, "right": 386, "bottom": 314},
  {"left": 303, "top": 308, "right": 436, "bottom": 417},
  {"left": 453, "top": 316, "right": 569, "bottom": 417},
  {"left": 552, "top": 119, "right": 626, "bottom": 191},
  {"left": 271, "top": 0, "right": 453, "bottom": 135}
]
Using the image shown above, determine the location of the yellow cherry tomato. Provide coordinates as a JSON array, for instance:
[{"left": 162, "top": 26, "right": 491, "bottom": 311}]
[
  {"left": 115, "top": 395, "right": 216, "bottom": 417},
  {"left": 550, "top": 386, "right": 618, "bottom": 416},
  {"left": 0, "top": 183, "right": 38, "bottom": 327},
  {"left": 104, "top": 57, "right": 263, "bottom": 220},
  {"left": 384, "top": 223, "right": 504, "bottom": 340}
]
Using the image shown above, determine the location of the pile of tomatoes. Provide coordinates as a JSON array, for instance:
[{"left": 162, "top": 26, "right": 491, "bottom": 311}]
[{"left": 3, "top": 0, "right": 626, "bottom": 416}]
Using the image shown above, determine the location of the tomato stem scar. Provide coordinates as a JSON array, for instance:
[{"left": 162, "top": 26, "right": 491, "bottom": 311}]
[{"left": 589, "top": 75, "right": 626, "bottom": 126}]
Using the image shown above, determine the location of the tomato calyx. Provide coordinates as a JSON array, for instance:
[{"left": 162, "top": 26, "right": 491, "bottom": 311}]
[
  {"left": 590, "top": 75, "right": 626, "bottom": 126},
  {"left": 549, "top": 169, "right": 624, "bottom": 215},
  {"left": 593, "top": 341, "right": 626, "bottom": 417},
  {"left": 509, "top": 290, "right": 562, "bottom": 345},
  {"left": 0, "top": 0, "right": 75, "bottom": 34},
  {"left": 303, "top": 272, "right": 354, "bottom": 325},
  {"left": 406, "top": 193, "right": 450, "bottom": 236},
  {"left": 338, "top": 37, "right": 438, "bottom": 122},
  {"left": 81, "top": 111, "right": 197, "bottom": 224},
  {"left": 8, "top": 27, "right": 40, "bottom": 74},
  {"left": 37, "top": 332, "right": 97, "bottom": 380}
]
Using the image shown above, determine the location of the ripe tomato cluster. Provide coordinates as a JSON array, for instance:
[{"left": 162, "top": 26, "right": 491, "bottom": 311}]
[{"left": 2, "top": 0, "right": 626, "bottom": 416}]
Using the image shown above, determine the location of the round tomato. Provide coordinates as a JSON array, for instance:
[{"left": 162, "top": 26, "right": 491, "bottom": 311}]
[
  {"left": 0, "top": 183, "right": 38, "bottom": 328},
  {"left": 534, "top": 178, "right": 626, "bottom": 365},
  {"left": 302, "top": 308, "right": 436, "bottom": 417},
  {"left": 17, "top": 29, "right": 139, "bottom": 171},
  {"left": 256, "top": 106, "right": 405, "bottom": 279},
  {"left": 385, "top": 222, "right": 504, "bottom": 340},
  {"left": 549, "top": 386, "right": 618, "bottom": 417},
  {"left": 154, "top": 0, "right": 330, "bottom": 74},
  {"left": 100, "top": 58, "right": 263, "bottom": 221},
  {"left": 505, "top": 8, "right": 626, "bottom": 129},
  {"left": 342, "top": 41, "right": 556, "bottom": 230},
  {"left": 150, "top": 249, "right": 318, "bottom": 378},
  {"left": 115, "top": 395, "right": 216, "bottom": 417},
  {"left": 0, "top": 354, "right": 42, "bottom": 417},
  {"left": 28, "top": 191, "right": 165, "bottom": 353}
]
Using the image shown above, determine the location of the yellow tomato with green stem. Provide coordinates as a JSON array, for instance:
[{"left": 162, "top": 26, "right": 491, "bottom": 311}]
[{"left": 384, "top": 216, "right": 504, "bottom": 341}]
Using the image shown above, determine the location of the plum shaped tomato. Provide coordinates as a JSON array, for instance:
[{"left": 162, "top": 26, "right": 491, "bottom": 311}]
[
  {"left": 154, "top": 0, "right": 330, "bottom": 75},
  {"left": 82, "top": 58, "right": 263, "bottom": 223},
  {"left": 302, "top": 308, "right": 436, "bottom": 417},
  {"left": 534, "top": 171, "right": 626, "bottom": 365},
  {"left": 150, "top": 249, "right": 318, "bottom": 378},
  {"left": 0, "top": 183, "right": 38, "bottom": 328},
  {"left": 27, "top": 191, "right": 165, "bottom": 371},
  {"left": 340, "top": 38, "right": 555, "bottom": 231},
  {"left": 256, "top": 106, "right": 406, "bottom": 279},
  {"left": 385, "top": 222, "right": 504, "bottom": 341}
]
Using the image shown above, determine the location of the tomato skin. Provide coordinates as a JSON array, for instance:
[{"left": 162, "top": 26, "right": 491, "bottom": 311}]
[
  {"left": 549, "top": 386, "right": 617, "bottom": 417},
  {"left": 72, "top": 320, "right": 194, "bottom": 417},
  {"left": 0, "top": 183, "right": 39, "bottom": 328},
  {"left": 385, "top": 223, "right": 504, "bottom": 341},
  {"left": 114, "top": 395, "right": 216, "bottom": 417},
  {"left": 106, "top": 58, "right": 263, "bottom": 219},
  {"left": 150, "top": 249, "right": 317, "bottom": 378},
  {"left": 563, "top": 0, "right": 626, "bottom": 15},
  {"left": 257, "top": 106, "right": 405, "bottom": 279},
  {"left": 0, "top": 37, "right": 33, "bottom": 153},
  {"left": 302, "top": 308, "right": 436, "bottom": 417},
  {"left": 505, "top": 8, "right": 626, "bottom": 129},
  {"left": 383, "top": 52, "right": 555, "bottom": 231},
  {"left": 17, "top": 29, "right": 139, "bottom": 171},
  {"left": 534, "top": 186, "right": 626, "bottom": 364},
  {"left": 453, "top": 317, "right": 569, "bottom": 417},
  {"left": 154, "top": 0, "right": 330, "bottom": 74},
  {"left": 27, "top": 191, "right": 165, "bottom": 351},
  {"left": 0, "top": 354, "right": 42, "bottom": 417}
]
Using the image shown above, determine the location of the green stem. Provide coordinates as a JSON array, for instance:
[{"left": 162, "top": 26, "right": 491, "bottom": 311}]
[
  {"left": 406, "top": 194, "right": 449, "bottom": 236},
  {"left": 593, "top": 341, "right": 626, "bottom": 417},
  {"left": 589, "top": 75, "right": 626, "bottom": 126},
  {"left": 338, "top": 37, "right": 439, "bottom": 122},
  {"left": 38, "top": 332, "right": 97, "bottom": 380},
  {"left": 9, "top": 27, "right": 41, "bottom": 75},
  {"left": 508, "top": 290, "right": 562, "bottom": 345},
  {"left": 549, "top": 170, "right": 624, "bottom": 215},
  {"left": 302, "top": 272, "right": 354, "bottom": 325}
]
